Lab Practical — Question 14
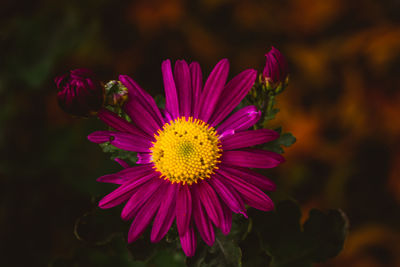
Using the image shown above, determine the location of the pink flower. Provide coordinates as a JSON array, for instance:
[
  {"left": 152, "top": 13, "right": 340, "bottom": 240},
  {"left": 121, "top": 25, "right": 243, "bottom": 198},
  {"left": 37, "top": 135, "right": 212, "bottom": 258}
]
[
  {"left": 55, "top": 69, "right": 104, "bottom": 116},
  {"left": 262, "top": 46, "right": 289, "bottom": 88},
  {"left": 88, "top": 59, "right": 284, "bottom": 257}
]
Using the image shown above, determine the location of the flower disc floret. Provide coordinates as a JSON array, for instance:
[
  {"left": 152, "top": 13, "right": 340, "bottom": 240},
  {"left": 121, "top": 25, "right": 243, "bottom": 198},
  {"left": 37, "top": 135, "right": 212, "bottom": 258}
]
[{"left": 151, "top": 117, "right": 222, "bottom": 185}]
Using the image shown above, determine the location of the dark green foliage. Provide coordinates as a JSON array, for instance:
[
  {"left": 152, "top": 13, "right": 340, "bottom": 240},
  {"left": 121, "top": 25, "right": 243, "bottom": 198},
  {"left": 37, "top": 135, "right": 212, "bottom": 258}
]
[
  {"left": 183, "top": 200, "right": 347, "bottom": 267},
  {"left": 73, "top": 206, "right": 126, "bottom": 246},
  {"left": 72, "top": 203, "right": 186, "bottom": 267},
  {"left": 186, "top": 217, "right": 248, "bottom": 267},
  {"left": 100, "top": 142, "right": 138, "bottom": 164},
  {"left": 302, "top": 209, "right": 349, "bottom": 263},
  {"left": 186, "top": 234, "right": 242, "bottom": 267},
  {"left": 245, "top": 200, "right": 348, "bottom": 267},
  {"left": 262, "top": 129, "right": 297, "bottom": 154}
]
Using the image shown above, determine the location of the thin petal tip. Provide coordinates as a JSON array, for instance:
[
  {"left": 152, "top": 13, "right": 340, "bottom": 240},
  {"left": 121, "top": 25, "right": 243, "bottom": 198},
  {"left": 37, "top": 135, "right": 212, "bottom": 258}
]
[
  {"left": 218, "top": 58, "right": 229, "bottom": 67},
  {"left": 162, "top": 59, "right": 172, "bottom": 66},
  {"left": 98, "top": 199, "right": 110, "bottom": 209},
  {"left": 87, "top": 131, "right": 111, "bottom": 144}
]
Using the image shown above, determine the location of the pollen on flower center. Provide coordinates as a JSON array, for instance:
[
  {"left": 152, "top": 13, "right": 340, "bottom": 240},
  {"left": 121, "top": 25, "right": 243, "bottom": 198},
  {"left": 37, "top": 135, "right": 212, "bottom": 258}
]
[{"left": 150, "top": 117, "right": 222, "bottom": 185}]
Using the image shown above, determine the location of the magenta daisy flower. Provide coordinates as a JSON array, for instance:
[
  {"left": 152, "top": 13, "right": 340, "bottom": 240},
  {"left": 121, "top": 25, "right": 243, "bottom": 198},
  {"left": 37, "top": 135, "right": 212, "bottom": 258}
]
[{"left": 88, "top": 59, "right": 284, "bottom": 257}]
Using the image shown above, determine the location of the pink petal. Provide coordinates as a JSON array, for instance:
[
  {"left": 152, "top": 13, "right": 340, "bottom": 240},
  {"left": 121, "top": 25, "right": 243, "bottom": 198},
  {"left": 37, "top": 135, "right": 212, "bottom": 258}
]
[
  {"left": 162, "top": 60, "right": 179, "bottom": 119},
  {"left": 127, "top": 182, "right": 166, "bottom": 243},
  {"left": 217, "top": 106, "right": 261, "bottom": 134},
  {"left": 220, "top": 129, "right": 279, "bottom": 150},
  {"left": 151, "top": 183, "right": 177, "bottom": 242},
  {"left": 114, "top": 158, "right": 130, "bottom": 169},
  {"left": 219, "top": 164, "right": 276, "bottom": 191},
  {"left": 136, "top": 153, "right": 152, "bottom": 164},
  {"left": 209, "top": 69, "right": 257, "bottom": 126},
  {"left": 209, "top": 173, "right": 247, "bottom": 216},
  {"left": 217, "top": 168, "right": 274, "bottom": 211},
  {"left": 120, "top": 75, "right": 163, "bottom": 136},
  {"left": 180, "top": 222, "right": 197, "bottom": 257},
  {"left": 220, "top": 203, "right": 232, "bottom": 235},
  {"left": 190, "top": 62, "right": 203, "bottom": 118},
  {"left": 221, "top": 149, "right": 285, "bottom": 169},
  {"left": 176, "top": 184, "right": 192, "bottom": 236},
  {"left": 88, "top": 131, "right": 152, "bottom": 152},
  {"left": 97, "top": 108, "right": 149, "bottom": 138},
  {"left": 96, "top": 164, "right": 154, "bottom": 184},
  {"left": 121, "top": 177, "right": 163, "bottom": 221},
  {"left": 198, "top": 59, "right": 229, "bottom": 122},
  {"left": 87, "top": 130, "right": 111, "bottom": 143},
  {"left": 197, "top": 181, "right": 223, "bottom": 228},
  {"left": 192, "top": 186, "right": 215, "bottom": 246},
  {"left": 98, "top": 171, "right": 157, "bottom": 209},
  {"left": 120, "top": 76, "right": 163, "bottom": 122},
  {"left": 174, "top": 60, "right": 192, "bottom": 117}
]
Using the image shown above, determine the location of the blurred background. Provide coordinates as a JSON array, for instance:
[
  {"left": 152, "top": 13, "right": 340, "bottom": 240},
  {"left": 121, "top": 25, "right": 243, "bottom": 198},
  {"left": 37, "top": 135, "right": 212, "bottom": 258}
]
[{"left": 1, "top": 0, "right": 400, "bottom": 266}]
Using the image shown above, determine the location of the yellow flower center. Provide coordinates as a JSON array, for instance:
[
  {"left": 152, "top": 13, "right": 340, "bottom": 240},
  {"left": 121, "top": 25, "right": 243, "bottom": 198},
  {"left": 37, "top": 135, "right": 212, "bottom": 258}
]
[{"left": 150, "top": 117, "right": 222, "bottom": 185}]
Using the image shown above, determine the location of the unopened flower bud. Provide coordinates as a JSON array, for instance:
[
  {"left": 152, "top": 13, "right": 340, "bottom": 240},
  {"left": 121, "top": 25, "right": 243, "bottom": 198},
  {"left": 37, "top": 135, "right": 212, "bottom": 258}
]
[
  {"left": 262, "top": 46, "right": 289, "bottom": 94},
  {"left": 105, "top": 80, "right": 129, "bottom": 107},
  {"left": 55, "top": 69, "right": 104, "bottom": 116}
]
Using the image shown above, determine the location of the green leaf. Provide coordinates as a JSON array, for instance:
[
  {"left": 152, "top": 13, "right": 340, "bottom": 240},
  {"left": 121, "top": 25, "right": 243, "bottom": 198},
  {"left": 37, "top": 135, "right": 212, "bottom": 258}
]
[
  {"left": 303, "top": 209, "right": 348, "bottom": 262},
  {"left": 186, "top": 233, "right": 243, "bottom": 267},
  {"left": 151, "top": 249, "right": 185, "bottom": 267},
  {"left": 126, "top": 227, "right": 185, "bottom": 265},
  {"left": 245, "top": 200, "right": 348, "bottom": 267},
  {"left": 73, "top": 206, "right": 126, "bottom": 246},
  {"left": 99, "top": 142, "right": 137, "bottom": 164},
  {"left": 186, "top": 215, "right": 249, "bottom": 267},
  {"left": 279, "top": 132, "right": 297, "bottom": 147},
  {"left": 240, "top": 231, "right": 271, "bottom": 267},
  {"left": 262, "top": 132, "right": 296, "bottom": 154},
  {"left": 274, "top": 127, "right": 283, "bottom": 134},
  {"left": 214, "top": 234, "right": 243, "bottom": 267}
]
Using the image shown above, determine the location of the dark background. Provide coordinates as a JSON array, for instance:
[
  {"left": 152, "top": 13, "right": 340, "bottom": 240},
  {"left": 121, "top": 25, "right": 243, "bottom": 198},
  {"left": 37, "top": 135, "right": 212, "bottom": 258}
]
[{"left": 1, "top": 0, "right": 400, "bottom": 266}]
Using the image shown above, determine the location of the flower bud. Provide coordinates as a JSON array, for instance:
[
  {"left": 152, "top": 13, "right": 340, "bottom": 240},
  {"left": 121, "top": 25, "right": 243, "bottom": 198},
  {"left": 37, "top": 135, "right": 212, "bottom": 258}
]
[
  {"left": 55, "top": 69, "right": 104, "bottom": 116},
  {"left": 105, "top": 80, "right": 129, "bottom": 107},
  {"left": 262, "top": 46, "right": 289, "bottom": 93}
]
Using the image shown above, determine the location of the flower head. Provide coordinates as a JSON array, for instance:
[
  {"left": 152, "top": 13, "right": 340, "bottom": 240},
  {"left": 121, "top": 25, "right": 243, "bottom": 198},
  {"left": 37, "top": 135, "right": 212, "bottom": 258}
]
[
  {"left": 88, "top": 59, "right": 284, "bottom": 257},
  {"left": 262, "top": 46, "right": 289, "bottom": 92},
  {"left": 55, "top": 69, "right": 104, "bottom": 116}
]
